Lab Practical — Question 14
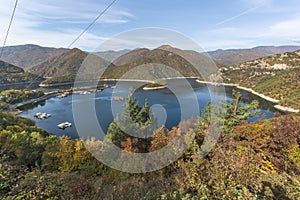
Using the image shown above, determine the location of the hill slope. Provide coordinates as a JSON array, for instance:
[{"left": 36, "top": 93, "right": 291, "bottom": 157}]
[
  {"left": 102, "top": 45, "right": 217, "bottom": 80},
  {"left": 112, "top": 48, "right": 150, "bottom": 66},
  {"left": 209, "top": 45, "right": 300, "bottom": 66},
  {"left": 222, "top": 50, "right": 300, "bottom": 110},
  {"left": 0, "top": 60, "right": 43, "bottom": 84},
  {"left": 28, "top": 48, "right": 88, "bottom": 78},
  {"left": 1, "top": 44, "right": 69, "bottom": 70},
  {"left": 32, "top": 45, "right": 219, "bottom": 83},
  {"left": 29, "top": 48, "right": 113, "bottom": 85}
]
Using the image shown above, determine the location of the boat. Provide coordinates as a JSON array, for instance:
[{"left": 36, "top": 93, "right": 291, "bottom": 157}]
[
  {"left": 57, "top": 122, "right": 72, "bottom": 129},
  {"left": 111, "top": 85, "right": 116, "bottom": 89},
  {"left": 44, "top": 113, "right": 51, "bottom": 118},
  {"left": 34, "top": 112, "right": 52, "bottom": 119},
  {"left": 34, "top": 112, "right": 42, "bottom": 117}
]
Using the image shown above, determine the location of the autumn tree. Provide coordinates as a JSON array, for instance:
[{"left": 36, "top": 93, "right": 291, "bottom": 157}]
[{"left": 1, "top": 126, "right": 52, "bottom": 171}]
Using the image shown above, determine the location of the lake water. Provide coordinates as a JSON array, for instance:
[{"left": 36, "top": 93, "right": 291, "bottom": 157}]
[{"left": 18, "top": 79, "right": 278, "bottom": 139}]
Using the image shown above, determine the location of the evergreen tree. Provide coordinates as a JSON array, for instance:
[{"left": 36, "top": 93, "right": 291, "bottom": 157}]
[
  {"left": 106, "top": 95, "right": 157, "bottom": 152},
  {"left": 199, "top": 90, "right": 260, "bottom": 133}
]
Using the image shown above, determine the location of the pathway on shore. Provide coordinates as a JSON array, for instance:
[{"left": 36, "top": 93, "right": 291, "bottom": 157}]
[{"left": 196, "top": 80, "right": 299, "bottom": 113}]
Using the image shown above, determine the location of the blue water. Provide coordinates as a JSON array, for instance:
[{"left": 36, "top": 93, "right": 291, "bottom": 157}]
[{"left": 18, "top": 79, "right": 277, "bottom": 139}]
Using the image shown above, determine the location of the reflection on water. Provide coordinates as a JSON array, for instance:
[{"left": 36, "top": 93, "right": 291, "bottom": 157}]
[{"left": 18, "top": 79, "right": 278, "bottom": 139}]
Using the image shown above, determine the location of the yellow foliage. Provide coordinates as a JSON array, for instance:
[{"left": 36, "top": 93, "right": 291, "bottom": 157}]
[{"left": 260, "top": 153, "right": 277, "bottom": 174}]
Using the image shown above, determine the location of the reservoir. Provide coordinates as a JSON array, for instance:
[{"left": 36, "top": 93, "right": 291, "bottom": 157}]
[{"left": 18, "top": 79, "right": 277, "bottom": 139}]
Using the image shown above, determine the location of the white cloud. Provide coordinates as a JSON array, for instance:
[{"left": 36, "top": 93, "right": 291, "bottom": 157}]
[
  {"left": 93, "top": 28, "right": 207, "bottom": 52},
  {"left": 268, "top": 17, "right": 300, "bottom": 37},
  {"left": 0, "top": 0, "right": 134, "bottom": 49},
  {"left": 18, "top": 0, "right": 134, "bottom": 24},
  {"left": 199, "top": 20, "right": 300, "bottom": 51}
]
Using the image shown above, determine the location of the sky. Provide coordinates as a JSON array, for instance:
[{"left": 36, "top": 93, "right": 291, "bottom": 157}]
[{"left": 1, "top": 0, "right": 300, "bottom": 51}]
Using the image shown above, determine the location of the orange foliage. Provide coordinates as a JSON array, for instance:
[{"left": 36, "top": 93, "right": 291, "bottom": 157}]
[{"left": 121, "top": 138, "right": 139, "bottom": 158}]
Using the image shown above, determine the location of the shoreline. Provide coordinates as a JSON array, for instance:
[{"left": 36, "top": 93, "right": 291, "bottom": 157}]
[
  {"left": 195, "top": 80, "right": 299, "bottom": 113},
  {"left": 8, "top": 92, "right": 59, "bottom": 115},
  {"left": 274, "top": 105, "right": 300, "bottom": 113},
  {"left": 143, "top": 85, "right": 167, "bottom": 90},
  {"left": 100, "top": 78, "right": 155, "bottom": 83},
  {"left": 39, "top": 77, "right": 200, "bottom": 87},
  {"left": 8, "top": 77, "right": 298, "bottom": 115},
  {"left": 39, "top": 79, "right": 155, "bottom": 87}
]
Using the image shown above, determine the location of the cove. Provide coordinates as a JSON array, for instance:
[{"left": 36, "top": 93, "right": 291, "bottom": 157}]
[{"left": 18, "top": 79, "right": 278, "bottom": 139}]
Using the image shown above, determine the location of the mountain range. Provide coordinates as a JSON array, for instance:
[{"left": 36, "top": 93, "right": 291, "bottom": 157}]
[
  {"left": 28, "top": 45, "right": 212, "bottom": 83},
  {"left": 1, "top": 44, "right": 300, "bottom": 94},
  {"left": 208, "top": 45, "right": 300, "bottom": 65},
  {"left": 1, "top": 44, "right": 300, "bottom": 71},
  {"left": 0, "top": 44, "right": 69, "bottom": 70}
]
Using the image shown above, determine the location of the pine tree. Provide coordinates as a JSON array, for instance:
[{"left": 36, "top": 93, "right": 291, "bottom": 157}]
[
  {"left": 199, "top": 90, "right": 260, "bottom": 133},
  {"left": 106, "top": 94, "right": 157, "bottom": 152}
]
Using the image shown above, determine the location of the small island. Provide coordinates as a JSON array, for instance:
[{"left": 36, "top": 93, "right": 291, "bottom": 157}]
[{"left": 143, "top": 83, "right": 167, "bottom": 90}]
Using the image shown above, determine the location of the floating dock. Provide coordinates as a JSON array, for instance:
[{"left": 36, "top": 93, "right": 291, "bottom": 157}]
[
  {"left": 57, "top": 122, "right": 72, "bottom": 129},
  {"left": 34, "top": 112, "right": 51, "bottom": 120}
]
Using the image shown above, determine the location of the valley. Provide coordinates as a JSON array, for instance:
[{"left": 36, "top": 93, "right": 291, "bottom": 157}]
[{"left": 0, "top": 43, "right": 299, "bottom": 199}]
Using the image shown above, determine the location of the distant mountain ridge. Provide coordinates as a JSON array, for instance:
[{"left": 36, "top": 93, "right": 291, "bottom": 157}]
[
  {"left": 2, "top": 44, "right": 300, "bottom": 70},
  {"left": 94, "top": 49, "right": 130, "bottom": 62},
  {"left": 19, "top": 44, "right": 300, "bottom": 84},
  {"left": 2, "top": 44, "right": 300, "bottom": 87},
  {"left": 208, "top": 45, "right": 300, "bottom": 65},
  {"left": 253, "top": 45, "right": 300, "bottom": 54},
  {"left": 0, "top": 44, "right": 69, "bottom": 70}
]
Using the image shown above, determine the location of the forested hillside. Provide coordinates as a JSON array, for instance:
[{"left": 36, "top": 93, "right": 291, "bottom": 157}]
[
  {"left": 102, "top": 45, "right": 217, "bottom": 80},
  {"left": 0, "top": 61, "right": 44, "bottom": 85},
  {"left": 222, "top": 50, "right": 300, "bottom": 110},
  {"left": 1, "top": 93, "right": 299, "bottom": 199},
  {"left": 28, "top": 48, "right": 112, "bottom": 85}
]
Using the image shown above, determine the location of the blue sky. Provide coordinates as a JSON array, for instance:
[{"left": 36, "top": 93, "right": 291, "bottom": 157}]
[{"left": 1, "top": 0, "right": 300, "bottom": 51}]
